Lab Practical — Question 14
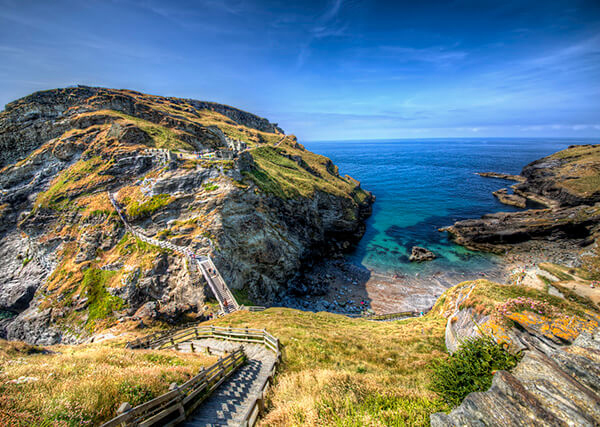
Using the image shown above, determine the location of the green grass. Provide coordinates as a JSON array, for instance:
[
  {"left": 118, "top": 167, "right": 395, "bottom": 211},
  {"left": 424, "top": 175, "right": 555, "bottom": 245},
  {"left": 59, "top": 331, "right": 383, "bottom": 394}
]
[
  {"left": 231, "top": 288, "right": 255, "bottom": 306},
  {"left": 108, "top": 111, "right": 196, "bottom": 151},
  {"left": 547, "top": 145, "right": 600, "bottom": 196},
  {"left": 202, "top": 182, "right": 219, "bottom": 192},
  {"left": 246, "top": 146, "right": 368, "bottom": 202},
  {"left": 0, "top": 339, "right": 216, "bottom": 426},
  {"left": 82, "top": 268, "right": 123, "bottom": 325},
  {"left": 551, "top": 282, "right": 599, "bottom": 311},
  {"left": 126, "top": 194, "right": 172, "bottom": 220},
  {"left": 201, "top": 308, "right": 447, "bottom": 426},
  {"left": 35, "top": 157, "right": 106, "bottom": 210},
  {"left": 456, "top": 279, "right": 595, "bottom": 318},
  {"left": 539, "top": 263, "right": 575, "bottom": 281},
  {"left": 117, "top": 233, "right": 170, "bottom": 256}
]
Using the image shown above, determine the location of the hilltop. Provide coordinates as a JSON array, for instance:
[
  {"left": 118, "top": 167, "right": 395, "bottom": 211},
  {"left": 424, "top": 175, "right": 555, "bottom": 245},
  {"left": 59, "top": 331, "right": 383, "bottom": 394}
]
[
  {"left": 443, "top": 144, "right": 600, "bottom": 266},
  {"left": 0, "top": 87, "right": 373, "bottom": 344}
]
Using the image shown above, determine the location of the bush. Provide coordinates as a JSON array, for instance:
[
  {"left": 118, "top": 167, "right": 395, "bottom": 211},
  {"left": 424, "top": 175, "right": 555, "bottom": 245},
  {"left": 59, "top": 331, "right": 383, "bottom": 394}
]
[{"left": 429, "top": 336, "right": 521, "bottom": 408}]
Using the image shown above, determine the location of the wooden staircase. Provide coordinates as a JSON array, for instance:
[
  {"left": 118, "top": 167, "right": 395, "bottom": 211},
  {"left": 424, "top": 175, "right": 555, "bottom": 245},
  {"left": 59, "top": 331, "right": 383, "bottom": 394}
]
[{"left": 108, "top": 192, "right": 239, "bottom": 315}]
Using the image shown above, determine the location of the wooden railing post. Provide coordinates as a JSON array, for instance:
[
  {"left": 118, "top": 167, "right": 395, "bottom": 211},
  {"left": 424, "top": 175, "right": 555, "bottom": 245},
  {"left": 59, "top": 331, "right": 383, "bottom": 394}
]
[{"left": 117, "top": 402, "right": 131, "bottom": 415}]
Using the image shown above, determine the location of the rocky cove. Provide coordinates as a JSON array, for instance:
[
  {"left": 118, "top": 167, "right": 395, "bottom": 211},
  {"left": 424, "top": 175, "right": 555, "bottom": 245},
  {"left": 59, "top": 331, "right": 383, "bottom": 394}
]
[
  {"left": 0, "top": 88, "right": 599, "bottom": 427},
  {"left": 280, "top": 142, "right": 600, "bottom": 318}
]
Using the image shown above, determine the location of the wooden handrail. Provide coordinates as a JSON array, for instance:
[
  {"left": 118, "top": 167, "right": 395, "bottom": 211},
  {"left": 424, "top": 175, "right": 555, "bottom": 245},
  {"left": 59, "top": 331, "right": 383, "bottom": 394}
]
[
  {"left": 121, "top": 325, "right": 282, "bottom": 426},
  {"left": 101, "top": 348, "right": 245, "bottom": 427},
  {"left": 108, "top": 191, "right": 240, "bottom": 316}
]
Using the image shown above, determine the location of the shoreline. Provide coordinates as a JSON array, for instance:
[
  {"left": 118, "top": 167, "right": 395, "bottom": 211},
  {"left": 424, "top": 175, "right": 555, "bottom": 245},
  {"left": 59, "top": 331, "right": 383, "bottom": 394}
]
[{"left": 276, "top": 238, "right": 584, "bottom": 316}]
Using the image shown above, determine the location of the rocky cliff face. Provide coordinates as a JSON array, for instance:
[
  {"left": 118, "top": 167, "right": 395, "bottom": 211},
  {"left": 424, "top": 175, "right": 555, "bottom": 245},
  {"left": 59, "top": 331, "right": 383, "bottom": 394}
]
[
  {"left": 431, "top": 278, "right": 600, "bottom": 426},
  {"left": 431, "top": 327, "right": 600, "bottom": 426},
  {"left": 443, "top": 145, "right": 600, "bottom": 256},
  {"left": 0, "top": 87, "right": 373, "bottom": 344}
]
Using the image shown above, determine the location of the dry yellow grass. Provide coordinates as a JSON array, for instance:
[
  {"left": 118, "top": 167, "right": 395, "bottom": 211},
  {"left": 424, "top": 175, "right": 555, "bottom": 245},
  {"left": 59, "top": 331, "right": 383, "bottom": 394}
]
[
  {"left": 202, "top": 308, "right": 447, "bottom": 426},
  {"left": 0, "top": 339, "right": 216, "bottom": 426},
  {"left": 548, "top": 144, "right": 600, "bottom": 197}
]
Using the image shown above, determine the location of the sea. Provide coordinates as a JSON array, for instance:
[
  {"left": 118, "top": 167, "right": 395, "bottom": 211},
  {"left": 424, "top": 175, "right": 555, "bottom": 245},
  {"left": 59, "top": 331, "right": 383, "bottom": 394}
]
[{"left": 302, "top": 138, "right": 593, "bottom": 280}]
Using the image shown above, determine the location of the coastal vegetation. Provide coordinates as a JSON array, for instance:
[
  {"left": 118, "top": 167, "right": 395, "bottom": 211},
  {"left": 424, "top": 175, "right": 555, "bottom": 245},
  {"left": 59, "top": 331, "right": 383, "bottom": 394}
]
[
  {"left": 0, "top": 339, "right": 216, "bottom": 426},
  {"left": 247, "top": 143, "right": 369, "bottom": 202},
  {"left": 429, "top": 336, "right": 521, "bottom": 407},
  {"left": 0, "top": 273, "right": 597, "bottom": 425}
]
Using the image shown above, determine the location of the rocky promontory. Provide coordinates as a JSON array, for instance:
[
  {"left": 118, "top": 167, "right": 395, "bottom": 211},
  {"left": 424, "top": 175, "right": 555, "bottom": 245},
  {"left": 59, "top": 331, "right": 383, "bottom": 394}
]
[
  {"left": 0, "top": 87, "right": 373, "bottom": 344},
  {"left": 443, "top": 145, "right": 600, "bottom": 257}
]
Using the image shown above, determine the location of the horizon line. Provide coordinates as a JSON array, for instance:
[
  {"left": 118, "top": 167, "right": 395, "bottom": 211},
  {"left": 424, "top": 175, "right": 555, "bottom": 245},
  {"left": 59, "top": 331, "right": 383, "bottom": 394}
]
[{"left": 301, "top": 136, "right": 600, "bottom": 143}]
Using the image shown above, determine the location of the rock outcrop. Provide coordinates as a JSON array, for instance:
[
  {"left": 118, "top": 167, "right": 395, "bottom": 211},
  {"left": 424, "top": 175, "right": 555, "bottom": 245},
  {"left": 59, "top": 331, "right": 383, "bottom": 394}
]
[
  {"left": 408, "top": 246, "right": 436, "bottom": 262},
  {"left": 432, "top": 277, "right": 600, "bottom": 426},
  {"left": 444, "top": 145, "right": 600, "bottom": 254},
  {"left": 0, "top": 87, "right": 373, "bottom": 344},
  {"left": 492, "top": 188, "right": 527, "bottom": 208},
  {"left": 431, "top": 328, "right": 600, "bottom": 426}
]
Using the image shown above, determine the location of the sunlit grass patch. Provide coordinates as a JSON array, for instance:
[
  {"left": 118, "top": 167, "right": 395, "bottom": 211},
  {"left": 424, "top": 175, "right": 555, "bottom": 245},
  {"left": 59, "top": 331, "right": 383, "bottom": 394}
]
[
  {"left": 202, "top": 308, "right": 447, "bottom": 426},
  {"left": 0, "top": 340, "right": 216, "bottom": 426}
]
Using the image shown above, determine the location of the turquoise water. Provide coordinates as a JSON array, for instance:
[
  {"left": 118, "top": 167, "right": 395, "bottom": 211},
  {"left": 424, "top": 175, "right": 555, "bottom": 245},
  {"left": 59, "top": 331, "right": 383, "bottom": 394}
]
[{"left": 303, "top": 138, "right": 590, "bottom": 278}]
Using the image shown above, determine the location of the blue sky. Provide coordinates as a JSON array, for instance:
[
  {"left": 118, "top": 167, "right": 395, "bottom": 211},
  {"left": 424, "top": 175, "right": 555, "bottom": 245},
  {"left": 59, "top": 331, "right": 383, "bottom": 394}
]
[{"left": 1, "top": 0, "right": 599, "bottom": 140}]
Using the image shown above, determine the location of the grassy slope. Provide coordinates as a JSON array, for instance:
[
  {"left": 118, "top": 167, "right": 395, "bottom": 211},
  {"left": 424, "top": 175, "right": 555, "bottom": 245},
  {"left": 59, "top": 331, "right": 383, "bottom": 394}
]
[
  {"left": 0, "top": 339, "right": 216, "bottom": 426},
  {"left": 205, "top": 308, "right": 447, "bottom": 426},
  {"left": 247, "top": 142, "right": 370, "bottom": 204},
  {"left": 547, "top": 144, "right": 600, "bottom": 197},
  {"left": 1, "top": 275, "right": 597, "bottom": 426}
]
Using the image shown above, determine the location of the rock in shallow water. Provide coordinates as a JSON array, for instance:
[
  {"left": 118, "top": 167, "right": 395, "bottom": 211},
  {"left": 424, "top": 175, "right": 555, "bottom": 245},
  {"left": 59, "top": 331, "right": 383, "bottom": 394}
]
[{"left": 408, "top": 246, "right": 436, "bottom": 262}]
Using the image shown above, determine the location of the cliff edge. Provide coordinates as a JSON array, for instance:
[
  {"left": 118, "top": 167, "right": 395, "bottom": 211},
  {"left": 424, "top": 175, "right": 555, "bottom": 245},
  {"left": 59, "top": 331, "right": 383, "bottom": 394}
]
[{"left": 0, "top": 87, "right": 373, "bottom": 344}]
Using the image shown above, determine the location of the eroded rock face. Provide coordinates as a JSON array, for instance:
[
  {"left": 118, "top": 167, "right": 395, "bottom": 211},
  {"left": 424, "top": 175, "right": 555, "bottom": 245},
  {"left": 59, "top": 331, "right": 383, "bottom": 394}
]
[
  {"left": 0, "top": 87, "right": 373, "bottom": 344},
  {"left": 431, "top": 328, "right": 600, "bottom": 426},
  {"left": 443, "top": 204, "right": 600, "bottom": 253}
]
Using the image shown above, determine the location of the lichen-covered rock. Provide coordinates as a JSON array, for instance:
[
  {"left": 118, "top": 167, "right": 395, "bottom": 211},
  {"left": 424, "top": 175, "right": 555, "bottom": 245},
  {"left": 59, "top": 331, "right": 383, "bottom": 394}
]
[{"left": 431, "top": 328, "right": 600, "bottom": 426}]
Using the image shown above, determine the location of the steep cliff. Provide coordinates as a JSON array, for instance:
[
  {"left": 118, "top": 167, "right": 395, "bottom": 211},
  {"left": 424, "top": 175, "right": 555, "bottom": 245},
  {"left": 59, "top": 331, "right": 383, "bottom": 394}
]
[{"left": 0, "top": 87, "right": 373, "bottom": 344}]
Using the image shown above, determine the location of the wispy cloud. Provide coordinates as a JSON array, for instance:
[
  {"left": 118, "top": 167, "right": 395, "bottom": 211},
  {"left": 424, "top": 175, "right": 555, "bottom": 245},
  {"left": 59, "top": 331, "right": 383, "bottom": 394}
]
[
  {"left": 296, "top": 0, "right": 347, "bottom": 67},
  {"left": 378, "top": 44, "right": 468, "bottom": 67}
]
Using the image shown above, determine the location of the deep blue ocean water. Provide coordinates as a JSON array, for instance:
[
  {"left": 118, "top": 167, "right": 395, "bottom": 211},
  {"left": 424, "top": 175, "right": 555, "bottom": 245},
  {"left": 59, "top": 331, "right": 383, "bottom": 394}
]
[{"left": 302, "top": 138, "right": 593, "bottom": 278}]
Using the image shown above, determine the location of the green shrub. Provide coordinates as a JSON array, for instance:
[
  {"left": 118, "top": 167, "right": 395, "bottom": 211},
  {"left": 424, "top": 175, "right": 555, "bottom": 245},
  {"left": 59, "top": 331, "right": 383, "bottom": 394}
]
[{"left": 429, "top": 336, "right": 521, "bottom": 408}]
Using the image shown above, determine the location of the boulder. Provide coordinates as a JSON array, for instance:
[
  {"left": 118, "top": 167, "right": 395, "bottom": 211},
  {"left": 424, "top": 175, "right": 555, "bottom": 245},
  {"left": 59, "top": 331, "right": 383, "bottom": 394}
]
[{"left": 409, "top": 246, "right": 436, "bottom": 262}]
